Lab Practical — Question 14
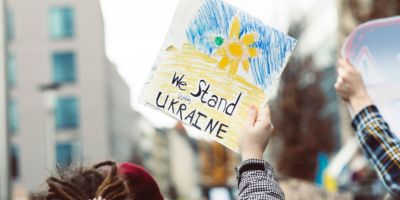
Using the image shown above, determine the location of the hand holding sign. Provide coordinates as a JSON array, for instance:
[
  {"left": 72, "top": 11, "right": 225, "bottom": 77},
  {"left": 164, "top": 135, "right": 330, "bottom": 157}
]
[
  {"left": 341, "top": 16, "right": 400, "bottom": 135},
  {"left": 335, "top": 59, "right": 373, "bottom": 114},
  {"left": 240, "top": 105, "right": 274, "bottom": 161}
]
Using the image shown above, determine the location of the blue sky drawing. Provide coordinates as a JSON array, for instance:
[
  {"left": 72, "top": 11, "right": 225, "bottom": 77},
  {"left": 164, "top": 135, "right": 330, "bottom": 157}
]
[{"left": 186, "top": 0, "right": 297, "bottom": 89}]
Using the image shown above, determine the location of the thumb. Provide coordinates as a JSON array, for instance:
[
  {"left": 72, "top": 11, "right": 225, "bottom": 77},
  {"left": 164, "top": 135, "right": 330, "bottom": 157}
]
[{"left": 339, "top": 59, "right": 354, "bottom": 71}]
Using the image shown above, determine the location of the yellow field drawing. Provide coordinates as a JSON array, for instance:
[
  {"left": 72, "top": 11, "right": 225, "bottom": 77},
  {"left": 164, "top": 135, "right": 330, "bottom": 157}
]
[{"left": 143, "top": 43, "right": 266, "bottom": 152}]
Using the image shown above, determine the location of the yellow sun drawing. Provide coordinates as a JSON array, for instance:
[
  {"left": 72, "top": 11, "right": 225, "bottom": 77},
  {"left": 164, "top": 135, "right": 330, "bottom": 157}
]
[{"left": 214, "top": 16, "right": 260, "bottom": 77}]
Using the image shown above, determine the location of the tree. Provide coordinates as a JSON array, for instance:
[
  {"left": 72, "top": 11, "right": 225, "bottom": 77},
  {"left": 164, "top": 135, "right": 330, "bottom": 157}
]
[
  {"left": 275, "top": 57, "right": 335, "bottom": 181},
  {"left": 348, "top": 0, "right": 400, "bottom": 23}
]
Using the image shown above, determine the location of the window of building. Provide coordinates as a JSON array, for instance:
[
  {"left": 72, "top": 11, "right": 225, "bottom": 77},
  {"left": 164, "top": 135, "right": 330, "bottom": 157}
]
[
  {"left": 56, "top": 97, "right": 79, "bottom": 129},
  {"left": 56, "top": 143, "right": 73, "bottom": 167},
  {"left": 49, "top": 7, "right": 74, "bottom": 39},
  {"left": 8, "top": 100, "right": 18, "bottom": 134},
  {"left": 7, "top": 54, "right": 16, "bottom": 87},
  {"left": 10, "top": 145, "right": 20, "bottom": 179},
  {"left": 52, "top": 52, "right": 76, "bottom": 83},
  {"left": 6, "top": 10, "right": 14, "bottom": 41}
]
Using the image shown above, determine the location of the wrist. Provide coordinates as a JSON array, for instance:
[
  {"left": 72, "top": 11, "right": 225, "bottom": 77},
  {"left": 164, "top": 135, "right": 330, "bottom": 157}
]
[
  {"left": 241, "top": 151, "right": 263, "bottom": 161},
  {"left": 349, "top": 92, "right": 373, "bottom": 114}
]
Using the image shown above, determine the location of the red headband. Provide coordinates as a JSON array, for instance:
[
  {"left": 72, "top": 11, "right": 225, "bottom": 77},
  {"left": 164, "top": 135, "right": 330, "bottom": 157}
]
[{"left": 118, "top": 162, "right": 164, "bottom": 200}]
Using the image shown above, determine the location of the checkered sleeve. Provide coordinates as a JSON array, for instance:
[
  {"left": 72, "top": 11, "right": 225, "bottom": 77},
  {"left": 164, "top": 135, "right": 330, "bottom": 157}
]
[
  {"left": 352, "top": 105, "right": 400, "bottom": 197},
  {"left": 236, "top": 159, "right": 285, "bottom": 200}
]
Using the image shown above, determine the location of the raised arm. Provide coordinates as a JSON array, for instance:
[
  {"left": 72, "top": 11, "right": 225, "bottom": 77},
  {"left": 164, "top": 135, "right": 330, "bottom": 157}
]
[
  {"left": 335, "top": 59, "right": 400, "bottom": 197},
  {"left": 236, "top": 105, "right": 285, "bottom": 200}
]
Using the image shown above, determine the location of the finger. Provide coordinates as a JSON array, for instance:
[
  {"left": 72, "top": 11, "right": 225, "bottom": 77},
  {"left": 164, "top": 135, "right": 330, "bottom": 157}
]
[
  {"left": 257, "top": 104, "right": 271, "bottom": 126},
  {"left": 267, "top": 122, "right": 274, "bottom": 132},
  {"left": 336, "top": 59, "right": 344, "bottom": 70},
  {"left": 338, "top": 76, "right": 344, "bottom": 84},
  {"left": 335, "top": 79, "right": 344, "bottom": 88},
  {"left": 335, "top": 79, "right": 346, "bottom": 92},
  {"left": 245, "top": 105, "right": 257, "bottom": 127},
  {"left": 339, "top": 59, "right": 354, "bottom": 71},
  {"left": 334, "top": 82, "right": 340, "bottom": 90},
  {"left": 257, "top": 104, "right": 270, "bottom": 122},
  {"left": 337, "top": 67, "right": 345, "bottom": 76},
  {"left": 335, "top": 77, "right": 343, "bottom": 88}
]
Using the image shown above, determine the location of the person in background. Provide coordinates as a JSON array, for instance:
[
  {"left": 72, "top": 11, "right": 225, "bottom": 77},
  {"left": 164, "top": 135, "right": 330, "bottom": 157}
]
[
  {"left": 30, "top": 161, "right": 164, "bottom": 200},
  {"left": 237, "top": 104, "right": 285, "bottom": 199},
  {"left": 335, "top": 59, "right": 400, "bottom": 198},
  {"left": 30, "top": 104, "right": 282, "bottom": 200}
]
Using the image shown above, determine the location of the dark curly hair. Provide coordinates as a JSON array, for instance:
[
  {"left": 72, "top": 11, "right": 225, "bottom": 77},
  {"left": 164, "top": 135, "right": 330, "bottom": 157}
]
[{"left": 30, "top": 161, "right": 132, "bottom": 200}]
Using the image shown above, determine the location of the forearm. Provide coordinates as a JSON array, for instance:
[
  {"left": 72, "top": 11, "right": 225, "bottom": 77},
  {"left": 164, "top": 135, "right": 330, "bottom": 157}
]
[
  {"left": 352, "top": 105, "right": 400, "bottom": 196},
  {"left": 236, "top": 159, "right": 285, "bottom": 200}
]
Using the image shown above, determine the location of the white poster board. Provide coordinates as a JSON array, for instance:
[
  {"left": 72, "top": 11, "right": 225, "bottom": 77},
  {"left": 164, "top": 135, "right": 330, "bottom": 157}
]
[
  {"left": 140, "top": 0, "right": 296, "bottom": 152},
  {"left": 342, "top": 16, "right": 400, "bottom": 136}
]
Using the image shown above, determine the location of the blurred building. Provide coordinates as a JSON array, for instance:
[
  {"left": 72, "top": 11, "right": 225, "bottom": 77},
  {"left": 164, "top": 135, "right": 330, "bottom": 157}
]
[
  {"left": 198, "top": 140, "right": 237, "bottom": 200},
  {"left": 169, "top": 123, "right": 200, "bottom": 199},
  {"left": 147, "top": 124, "right": 200, "bottom": 200},
  {"left": 6, "top": 0, "right": 135, "bottom": 193},
  {"left": 150, "top": 128, "right": 172, "bottom": 197}
]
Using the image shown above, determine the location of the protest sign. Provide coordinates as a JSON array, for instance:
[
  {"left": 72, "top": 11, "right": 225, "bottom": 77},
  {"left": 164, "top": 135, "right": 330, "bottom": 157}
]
[
  {"left": 140, "top": 0, "right": 297, "bottom": 152},
  {"left": 342, "top": 16, "right": 400, "bottom": 136}
]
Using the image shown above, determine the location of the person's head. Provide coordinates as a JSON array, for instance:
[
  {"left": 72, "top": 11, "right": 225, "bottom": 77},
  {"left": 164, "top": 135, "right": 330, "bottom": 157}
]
[{"left": 30, "top": 161, "right": 163, "bottom": 200}]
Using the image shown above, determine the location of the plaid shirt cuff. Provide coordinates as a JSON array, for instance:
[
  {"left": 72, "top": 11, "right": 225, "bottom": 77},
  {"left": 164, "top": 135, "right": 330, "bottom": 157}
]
[
  {"left": 351, "top": 105, "right": 390, "bottom": 132},
  {"left": 235, "top": 159, "right": 285, "bottom": 199},
  {"left": 236, "top": 159, "right": 273, "bottom": 183},
  {"left": 236, "top": 159, "right": 272, "bottom": 174}
]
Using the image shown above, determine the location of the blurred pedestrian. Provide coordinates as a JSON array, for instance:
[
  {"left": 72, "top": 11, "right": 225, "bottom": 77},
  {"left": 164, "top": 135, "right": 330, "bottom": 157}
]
[
  {"left": 30, "top": 161, "right": 164, "bottom": 200},
  {"left": 335, "top": 59, "right": 400, "bottom": 198},
  {"left": 237, "top": 104, "right": 285, "bottom": 199}
]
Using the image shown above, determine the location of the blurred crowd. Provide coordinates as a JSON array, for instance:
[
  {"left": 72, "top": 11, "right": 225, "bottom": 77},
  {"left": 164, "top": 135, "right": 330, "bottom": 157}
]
[{"left": 1, "top": 0, "right": 400, "bottom": 200}]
